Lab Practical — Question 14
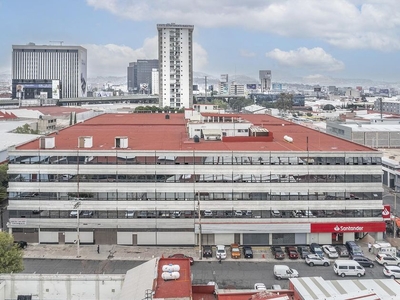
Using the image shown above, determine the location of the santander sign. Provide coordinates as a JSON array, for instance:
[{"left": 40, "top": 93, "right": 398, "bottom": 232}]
[{"left": 334, "top": 224, "right": 363, "bottom": 232}]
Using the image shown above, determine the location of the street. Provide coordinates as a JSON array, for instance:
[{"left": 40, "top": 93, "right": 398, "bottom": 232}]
[{"left": 23, "top": 258, "right": 389, "bottom": 290}]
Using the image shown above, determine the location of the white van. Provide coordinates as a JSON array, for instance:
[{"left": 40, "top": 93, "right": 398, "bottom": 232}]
[
  {"left": 333, "top": 260, "right": 365, "bottom": 277},
  {"left": 378, "top": 247, "right": 397, "bottom": 257},
  {"left": 273, "top": 265, "right": 299, "bottom": 280}
]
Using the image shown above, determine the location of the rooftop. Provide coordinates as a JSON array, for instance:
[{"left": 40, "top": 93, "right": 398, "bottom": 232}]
[{"left": 16, "top": 113, "right": 374, "bottom": 152}]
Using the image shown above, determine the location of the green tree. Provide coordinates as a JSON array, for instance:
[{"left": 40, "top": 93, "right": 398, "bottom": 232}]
[
  {"left": 14, "top": 124, "right": 39, "bottom": 134},
  {"left": 0, "top": 232, "right": 24, "bottom": 273},
  {"left": 275, "top": 93, "right": 293, "bottom": 114},
  {"left": 0, "top": 164, "right": 7, "bottom": 202},
  {"left": 211, "top": 99, "right": 228, "bottom": 110}
]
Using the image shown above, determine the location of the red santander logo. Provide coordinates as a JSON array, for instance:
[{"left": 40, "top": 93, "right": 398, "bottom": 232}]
[{"left": 382, "top": 205, "right": 391, "bottom": 219}]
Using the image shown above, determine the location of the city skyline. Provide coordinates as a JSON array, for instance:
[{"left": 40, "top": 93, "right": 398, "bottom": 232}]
[{"left": 1, "top": 0, "right": 400, "bottom": 84}]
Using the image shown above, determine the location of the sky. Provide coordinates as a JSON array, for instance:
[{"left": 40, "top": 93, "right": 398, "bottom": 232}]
[{"left": 1, "top": 0, "right": 400, "bottom": 83}]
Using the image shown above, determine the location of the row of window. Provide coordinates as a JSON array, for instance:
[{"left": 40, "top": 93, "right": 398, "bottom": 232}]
[
  {"left": 9, "top": 209, "right": 383, "bottom": 220},
  {"left": 10, "top": 173, "right": 383, "bottom": 184},
  {"left": 9, "top": 155, "right": 382, "bottom": 166},
  {"left": 9, "top": 191, "right": 382, "bottom": 201}
]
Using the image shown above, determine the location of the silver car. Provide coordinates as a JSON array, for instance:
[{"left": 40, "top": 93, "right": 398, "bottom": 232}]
[{"left": 305, "top": 254, "right": 330, "bottom": 267}]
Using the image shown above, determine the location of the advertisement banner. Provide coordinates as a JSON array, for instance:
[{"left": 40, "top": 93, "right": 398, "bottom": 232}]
[
  {"left": 311, "top": 222, "right": 386, "bottom": 233},
  {"left": 246, "top": 84, "right": 257, "bottom": 90},
  {"left": 382, "top": 205, "right": 391, "bottom": 219},
  {"left": 52, "top": 80, "right": 60, "bottom": 100}
]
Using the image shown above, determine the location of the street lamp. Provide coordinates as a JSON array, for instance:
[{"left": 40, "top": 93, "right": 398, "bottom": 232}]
[{"left": 74, "top": 201, "right": 81, "bottom": 258}]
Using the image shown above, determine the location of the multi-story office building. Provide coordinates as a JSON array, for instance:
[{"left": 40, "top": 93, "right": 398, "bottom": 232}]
[
  {"left": 151, "top": 68, "right": 159, "bottom": 95},
  {"left": 7, "top": 112, "right": 385, "bottom": 246},
  {"left": 157, "top": 23, "right": 194, "bottom": 108},
  {"left": 127, "top": 59, "right": 159, "bottom": 94},
  {"left": 259, "top": 70, "right": 272, "bottom": 93},
  {"left": 229, "top": 81, "right": 245, "bottom": 96},
  {"left": 12, "top": 43, "right": 87, "bottom": 99}
]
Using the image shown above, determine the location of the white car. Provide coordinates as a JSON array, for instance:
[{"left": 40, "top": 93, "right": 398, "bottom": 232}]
[
  {"left": 216, "top": 245, "right": 227, "bottom": 260},
  {"left": 234, "top": 210, "right": 243, "bottom": 217},
  {"left": 203, "top": 210, "right": 213, "bottom": 217},
  {"left": 322, "top": 245, "right": 339, "bottom": 258},
  {"left": 383, "top": 265, "right": 400, "bottom": 279},
  {"left": 172, "top": 211, "right": 181, "bottom": 218},
  {"left": 125, "top": 210, "right": 135, "bottom": 218},
  {"left": 254, "top": 283, "right": 267, "bottom": 290}
]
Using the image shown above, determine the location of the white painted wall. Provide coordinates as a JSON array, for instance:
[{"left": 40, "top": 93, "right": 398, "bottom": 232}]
[
  {"left": 214, "top": 233, "right": 234, "bottom": 245},
  {"left": 39, "top": 231, "right": 58, "bottom": 243},
  {"left": 156, "top": 232, "right": 195, "bottom": 245}
]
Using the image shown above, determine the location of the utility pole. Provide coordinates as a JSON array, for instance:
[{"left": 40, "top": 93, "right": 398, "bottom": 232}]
[{"left": 197, "top": 191, "right": 202, "bottom": 260}]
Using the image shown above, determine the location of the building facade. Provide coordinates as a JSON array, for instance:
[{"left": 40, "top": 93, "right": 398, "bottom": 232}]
[
  {"left": 259, "top": 70, "right": 272, "bottom": 93},
  {"left": 7, "top": 113, "right": 385, "bottom": 246},
  {"left": 127, "top": 59, "right": 159, "bottom": 94},
  {"left": 157, "top": 23, "right": 194, "bottom": 109},
  {"left": 12, "top": 43, "right": 87, "bottom": 99}
]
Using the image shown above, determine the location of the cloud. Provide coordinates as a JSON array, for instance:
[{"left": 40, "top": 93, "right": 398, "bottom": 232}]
[
  {"left": 86, "top": 0, "right": 400, "bottom": 51},
  {"left": 265, "top": 47, "right": 345, "bottom": 72},
  {"left": 83, "top": 37, "right": 208, "bottom": 76},
  {"left": 240, "top": 49, "right": 256, "bottom": 57}
]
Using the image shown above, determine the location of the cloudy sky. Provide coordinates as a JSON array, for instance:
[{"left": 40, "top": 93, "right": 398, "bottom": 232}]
[{"left": 1, "top": 0, "right": 400, "bottom": 83}]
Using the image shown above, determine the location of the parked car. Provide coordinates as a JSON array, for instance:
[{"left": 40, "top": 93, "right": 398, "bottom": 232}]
[
  {"left": 302, "top": 210, "right": 315, "bottom": 218},
  {"left": 273, "top": 265, "right": 299, "bottom": 280},
  {"left": 243, "top": 246, "right": 253, "bottom": 258},
  {"left": 81, "top": 210, "right": 93, "bottom": 218},
  {"left": 202, "top": 245, "right": 212, "bottom": 258},
  {"left": 335, "top": 245, "right": 349, "bottom": 257},
  {"left": 254, "top": 283, "right": 267, "bottom": 290},
  {"left": 271, "top": 210, "right": 281, "bottom": 217},
  {"left": 231, "top": 243, "right": 241, "bottom": 259},
  {"left": 203, "top": 210, "right": 213, "bottom": 217},
  {"left": 353, "top": 256, "right": 374, "bottom": 268},
  {"left": 14, "top": 241, "right": 28, "bottom": 249},
  {"left": 345, "top": 241, "right": 364, "bottom": 258},
  {"left": 125, "top": 210, "right": 135, "bottom": 218},
  {"left": 375, "top": 253, "right": 400, "bottom": 266},
  {"left": 216, "top": 245, "right": 227, "bottom": 260},
  {"left": 271, "top": 246, "right": 285, "bottom": 260},
  {"left": 168, "top": 253, "right": 194, "bottom": 265},
  {"left": 137, "top": 211, "right": 148, "bottom": 218},
  {"left": 305, "top": 254, "right": 330, "bottom": 267},
  {"left": 322, "top": 245, "right": 339, "bottom": 258},
  {"left": 291, "top": 210, "right": 303, "bottom": 218},
  {"left": 285, "top": 246, "right": 299, "bottom": 259},
  {"left": 297, "top": 246, "right": 311, "bottom": 259},
  {"left": 172, "top": 211, "right": 181, "bottom": 218},
  {"left": 245, "top": 210, "right": 252, "bottom": 217},
  {"left": 383, "top": 265, "right": 400, "bottom": 279},
  {"left": 234, "top": 210, "right": 243, "bottom": 217},
  {"left": 310, "top": 243, "right": 324, "bottom": 258}
]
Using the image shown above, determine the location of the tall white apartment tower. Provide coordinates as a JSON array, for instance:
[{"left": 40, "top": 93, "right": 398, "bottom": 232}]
[
  {"left": 157, "top": 23, "right": 194, "bottom": 108},
  {"left": 12, "top": 43, "right": 87, "bottom": 99}
]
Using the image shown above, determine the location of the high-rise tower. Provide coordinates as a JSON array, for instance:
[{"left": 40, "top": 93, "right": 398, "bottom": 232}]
[
  {"left": 259, "top": 70, "right": 272, "bottom": 93},
  {"left": 157, "top": 23, "right": 194, "bottom": 108}
]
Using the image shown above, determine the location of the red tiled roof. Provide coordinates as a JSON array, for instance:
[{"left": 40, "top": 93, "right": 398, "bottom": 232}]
[
  {"left": 0, "top": 111, "right": 18, "bottom": 119},
  {"left": 16, "top": 113, "right": 375, "bottom": 152},
  {"left": 154, "top": 257, "right": 192, "bottom": 299}
]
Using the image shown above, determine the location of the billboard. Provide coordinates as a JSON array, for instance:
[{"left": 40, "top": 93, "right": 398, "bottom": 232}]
[
  {"left": 314, "top": 87, "right": 321, "bottom": 92},
  {"left": 52, "top": 80, "right": 60, "bottom": 100},
  {"left": 79, "top": 48, "right": 87, "bottom": 97},
  {"left": 272, "top": 83, "right": 282, "bottom": 90},
  {"left": 246, "top": 84, "right": 257, "bottom": 90}
]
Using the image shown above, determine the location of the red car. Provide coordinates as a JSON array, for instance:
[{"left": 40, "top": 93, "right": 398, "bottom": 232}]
[
  {"left": 168, "top": 253, "right": 194, "bottom": 265},
  {"left": 285, "top": 246, "right": 299, "bottom": 259}
]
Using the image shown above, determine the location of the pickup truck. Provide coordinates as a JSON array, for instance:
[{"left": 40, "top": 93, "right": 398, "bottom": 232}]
[{"left": 231, "top": 243, "right": 241, "bottom": 259}]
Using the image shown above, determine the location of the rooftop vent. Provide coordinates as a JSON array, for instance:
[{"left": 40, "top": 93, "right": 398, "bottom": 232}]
[
  {"left": 284, "top": 135, "right": 293, "bottom": 143},
  {"left": 165, "top": 114, "right": 170, "bottom": 119},
  {"left": 39, "top": 137, "right": 55, "bottom": 149},
  {"left": 194, "top": 135, "right": 200, "bottom": 143},
  {"left": 78, "top": 136, "right": 93, "bottom": 148}
]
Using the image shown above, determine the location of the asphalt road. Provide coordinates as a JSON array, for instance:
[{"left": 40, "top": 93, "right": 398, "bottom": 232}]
[{"left": 23, "top": 258, "right": 388, "bottom": 289}]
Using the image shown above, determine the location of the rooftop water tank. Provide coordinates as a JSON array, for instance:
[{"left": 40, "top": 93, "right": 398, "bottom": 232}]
[
  {"left": 194, "top": 135, "right": 200, "bottom": 143},
  {"left": 162, "top": 264, "right": 180, "bottom": 272},
  {"left": 162, "top": 271, "right": 180, "bottom": 281},
  {"left": 284, "top": 135, "right": 293, "bottom": 143}
]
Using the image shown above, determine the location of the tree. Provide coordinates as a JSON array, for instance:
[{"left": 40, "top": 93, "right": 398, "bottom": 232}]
[
  {"left": 14, "top": 123, "right": 38, "bottom": 134},
  {"left": 0, "top": 232, "right": 24, "bottom": 273},
  {"left": 275, "top": 93, "right": 293, "bottom": 114},
  {"left": 0, "top": 164, "right": 8, "bottom": 202}
]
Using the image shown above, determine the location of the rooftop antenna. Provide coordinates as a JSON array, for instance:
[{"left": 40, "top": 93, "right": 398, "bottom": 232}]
[{"left": 50, "top": 41, "right": 64, "bottom": 46}]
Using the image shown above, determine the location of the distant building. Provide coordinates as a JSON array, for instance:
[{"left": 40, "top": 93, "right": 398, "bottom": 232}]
[
  {"left": 229, "top": 81, "right": 245, "bottom": 95},
  {"left": 12, "top": 43, "right": 87, "bottom": 99},
  {"left": 151, "top": 68, "right": 159, "bottom": 95},
  {"left": 127, "top": 59, "right": 158, "bottom": 94},
  {"left": 157, "top": 23, "right": 194, "bottom": 108},
  {"left": 259, "top": 70, "right": 272, "bottom": 92},
  {"left": 374, "top": 97, "right": 400, "bottom": 114}
]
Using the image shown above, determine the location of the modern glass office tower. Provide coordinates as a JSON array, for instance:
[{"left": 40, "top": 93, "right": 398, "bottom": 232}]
[
  {"left": 157, "top": 23, "right": 194, "bottom": 109},
  {"left": 12, "top": 43, "right": 87, "bottom": 99}
]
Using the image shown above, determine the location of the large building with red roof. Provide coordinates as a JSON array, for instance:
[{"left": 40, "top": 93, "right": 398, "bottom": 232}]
[{"left": 7, "top": 109, "right": 385, "bottom": 245}]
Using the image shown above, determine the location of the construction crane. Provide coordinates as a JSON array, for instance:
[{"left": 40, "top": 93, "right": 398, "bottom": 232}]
[{"left": 49, "top": 41, "right": 64, "bottom": 46}]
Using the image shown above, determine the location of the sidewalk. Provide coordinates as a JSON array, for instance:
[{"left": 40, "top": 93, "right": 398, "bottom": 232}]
[{"left": 21, "top": 242, "right": 379, "bottom": 262}]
